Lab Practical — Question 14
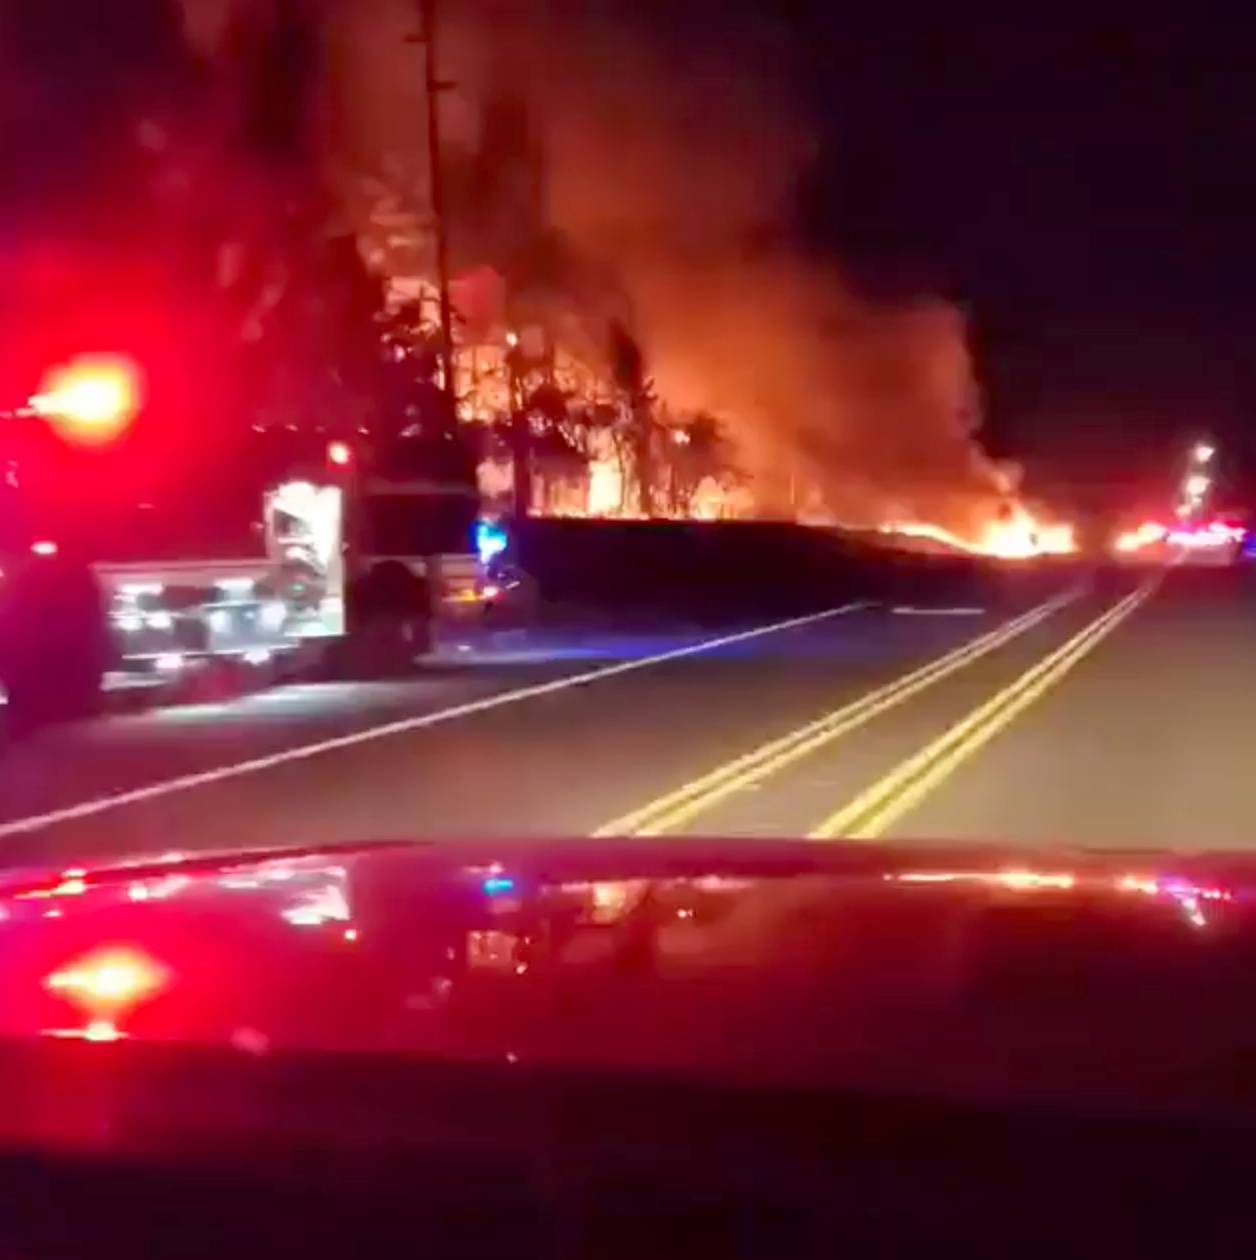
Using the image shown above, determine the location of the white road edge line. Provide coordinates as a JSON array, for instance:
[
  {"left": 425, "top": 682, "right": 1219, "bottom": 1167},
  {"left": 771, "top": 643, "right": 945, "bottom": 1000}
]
[
  {"left": 0, "top": 602, "right": 870, "bottom": 839},
  {"left": 891, "top": 606, "right": 986, "bottom": 617}
]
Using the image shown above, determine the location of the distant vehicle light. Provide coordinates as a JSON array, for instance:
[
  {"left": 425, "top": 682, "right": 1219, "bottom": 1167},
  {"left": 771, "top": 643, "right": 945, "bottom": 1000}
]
[
  {"left": 30, "top": 540, "right": 58, "bottom": 557},
  {"left": 1206, "top": 521, "right": 1245, "bottom": 541},
  {"left": 481, "top": 584, "right": 500, "bottom": 601},
  {"left": 1167, "top": 526, "right": 1232, "bottom": 549},
  {"left": 44, "top": 946, "right": 169, "bottom": 1018},
  {"left": 327, "top": 440, "right": 352, "bottom": 467},
  {"left": 154, "top": 652, "right": 184, "bottom": 673}
]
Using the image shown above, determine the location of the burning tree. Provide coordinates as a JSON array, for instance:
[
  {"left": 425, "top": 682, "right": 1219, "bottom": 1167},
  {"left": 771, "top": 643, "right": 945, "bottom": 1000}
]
[
  {"left": 194, "top": 1, "right": 463, "bottom": 449},
  {"left": 660, "top": 412, "right": 741, "bottom": 518}
]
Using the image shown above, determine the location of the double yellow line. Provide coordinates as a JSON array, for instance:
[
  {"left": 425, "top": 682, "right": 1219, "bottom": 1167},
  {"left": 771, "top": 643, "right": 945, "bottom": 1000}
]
[
  {"left": 593, "top": 586, "right": 1081, "bottom": 837},
  {"left": 809, "top": 579, "right": 1157, "bottom": 840}
]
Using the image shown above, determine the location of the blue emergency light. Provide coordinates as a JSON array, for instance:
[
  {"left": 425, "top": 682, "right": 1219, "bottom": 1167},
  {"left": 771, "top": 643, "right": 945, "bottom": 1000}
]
[{"left": 474, "top": 519, "right": 509, "bottom": 566}]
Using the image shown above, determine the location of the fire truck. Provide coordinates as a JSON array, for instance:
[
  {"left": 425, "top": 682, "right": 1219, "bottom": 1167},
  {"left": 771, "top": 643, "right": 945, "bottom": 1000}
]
[
  {"left": 0, "top": 240, "right": 515, "bottom": 725},
  {"left": 0, "top": 413, "right": 494, "bottom": 726}
]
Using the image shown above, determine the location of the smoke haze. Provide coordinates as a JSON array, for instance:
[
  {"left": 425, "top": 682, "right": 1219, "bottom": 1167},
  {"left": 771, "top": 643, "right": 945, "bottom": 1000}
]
[{"left": 182, "top": 0, "right": 1022, "bottom": 533}]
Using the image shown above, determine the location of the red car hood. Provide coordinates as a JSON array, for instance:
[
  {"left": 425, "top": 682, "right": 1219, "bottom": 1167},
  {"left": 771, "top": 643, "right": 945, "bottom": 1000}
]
[{"left": 0, "top": 837, "right": 1253, "bottom": 1140}]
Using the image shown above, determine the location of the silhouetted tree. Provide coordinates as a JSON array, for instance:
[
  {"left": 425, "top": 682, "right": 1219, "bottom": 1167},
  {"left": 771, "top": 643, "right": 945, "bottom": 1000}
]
[
  {"left": 609, "top": 320, "right": 657, "bottom": 516},
  {"left": 661, "top": 412, "right": 734, "bottom": 515}
]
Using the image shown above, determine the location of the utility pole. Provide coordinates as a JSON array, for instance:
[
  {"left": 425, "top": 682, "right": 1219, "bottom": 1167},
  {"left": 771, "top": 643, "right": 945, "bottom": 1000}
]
[
  {"left": 418, "top": 0, "right": 456, "bottom": 431},
  {"left": 506, "top": 331, "right": 531, "bottom": 518}
]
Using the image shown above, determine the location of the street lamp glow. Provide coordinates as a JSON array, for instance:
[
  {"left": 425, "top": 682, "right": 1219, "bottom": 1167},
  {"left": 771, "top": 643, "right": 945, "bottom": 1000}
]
[
  {"left": 30, "top": 354, "right": 143, "bottom": 443},
  {"left": 1185, "top": 473, "right": 1211, "bottom": 498},
  {"left": 1194, "top": 442, "right": 1215, "bottom": 463}
]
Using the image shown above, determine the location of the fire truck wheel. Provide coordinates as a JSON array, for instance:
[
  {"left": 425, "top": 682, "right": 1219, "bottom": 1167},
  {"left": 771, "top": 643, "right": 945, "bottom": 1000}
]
[
  {"left": 2, "top": 653, "right": 103, "bottom": 730},
  {"left": 0, "top": 559, "right": 107, "bottom": 729},
  {"left": 348, "top": 562, "right": 432, "bottom": 677}
]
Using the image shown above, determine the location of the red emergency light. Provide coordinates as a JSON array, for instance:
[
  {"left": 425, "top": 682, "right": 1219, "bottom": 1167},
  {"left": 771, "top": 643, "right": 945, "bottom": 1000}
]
[{"left": 30, "top": 354, "right": 143, "bottom": 444}]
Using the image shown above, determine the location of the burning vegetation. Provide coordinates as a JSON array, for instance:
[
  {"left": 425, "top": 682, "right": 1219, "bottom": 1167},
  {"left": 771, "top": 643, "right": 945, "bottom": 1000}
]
[
  {"left": 324, "top": 0, "right": 1077, "bottom": 555},
  {"left": 4, "top": 0, "right": 1074, "bottom": 557}
]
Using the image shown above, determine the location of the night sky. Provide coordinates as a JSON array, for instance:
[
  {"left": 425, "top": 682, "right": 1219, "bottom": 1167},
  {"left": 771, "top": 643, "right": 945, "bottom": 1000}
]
[{"left": 791, "top": 10, "right": 1256, "bottom": 502}]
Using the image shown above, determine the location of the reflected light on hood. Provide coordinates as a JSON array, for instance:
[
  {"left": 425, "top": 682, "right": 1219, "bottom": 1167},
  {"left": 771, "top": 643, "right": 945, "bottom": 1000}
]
[{"left": 44, "top": 946, "right": 169, "bottom": 1020}]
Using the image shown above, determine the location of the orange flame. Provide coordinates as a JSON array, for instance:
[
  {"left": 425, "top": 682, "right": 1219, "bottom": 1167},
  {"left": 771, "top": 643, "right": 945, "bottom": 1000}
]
[{"left": 880, "top": 507, "right": 1076, "bottom": 560}]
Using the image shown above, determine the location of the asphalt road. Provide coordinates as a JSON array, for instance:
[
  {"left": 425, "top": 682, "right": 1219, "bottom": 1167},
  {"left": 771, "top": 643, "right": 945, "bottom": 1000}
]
[{"left": 0, "top": 563, "right": 1250, "bottom": 871}]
